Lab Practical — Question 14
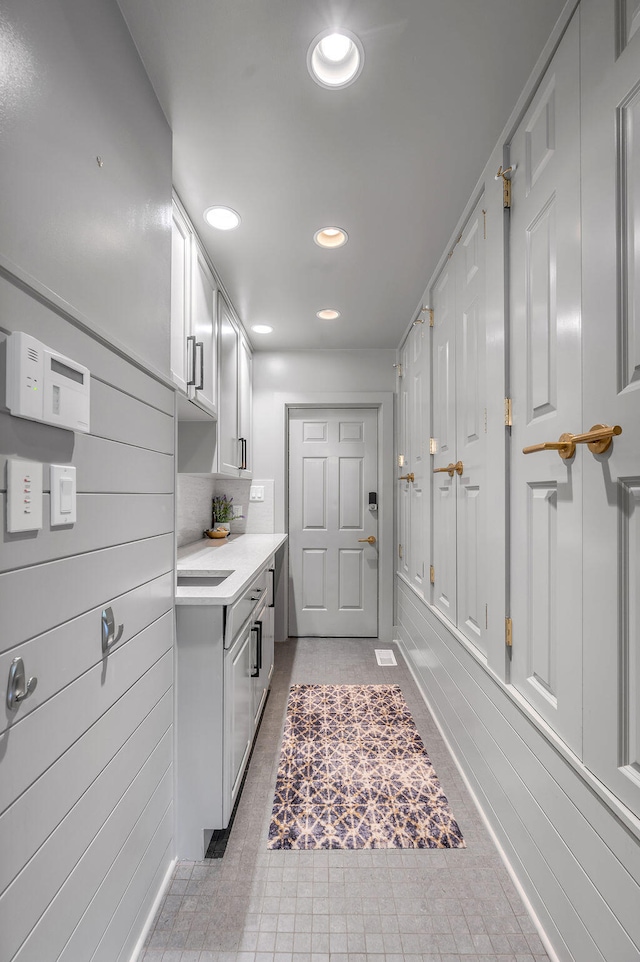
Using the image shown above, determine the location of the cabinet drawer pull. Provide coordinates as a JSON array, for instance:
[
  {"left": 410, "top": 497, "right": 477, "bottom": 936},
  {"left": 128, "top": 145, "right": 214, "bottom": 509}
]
[
  {"left": 195, "top": 341, "right": 204, "bottom": 391},
  {"left": 186, "top": 335, "right": 196, "bottom": 386}
]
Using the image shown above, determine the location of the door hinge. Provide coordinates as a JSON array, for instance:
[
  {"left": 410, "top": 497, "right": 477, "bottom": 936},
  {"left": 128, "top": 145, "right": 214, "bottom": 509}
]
[
  {"left": 393, "top": 363, "right": 403, "bottom": 377},
  {"left": 429, "top": 437, "right": 437, "bottom": 455},
  {"left": 398, "top": 453, "right": 405, "bottom": 468},
  {"left": 430, "top": 565, "right": 435, "bottom": 585},
  {"left": 504, "top": 397, "right": 513, "bottom": 427},
  {"left": 505, "top": 617, "right": 513, "bottom": 647},
  {"left": 398, "top": 544, "right": 403, "bottom": 559}
]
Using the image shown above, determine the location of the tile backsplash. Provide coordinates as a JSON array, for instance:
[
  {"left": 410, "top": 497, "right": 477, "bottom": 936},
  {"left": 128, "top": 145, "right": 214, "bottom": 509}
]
[{"left": 176, "top": 476, "right": 276, "bottom": 547}]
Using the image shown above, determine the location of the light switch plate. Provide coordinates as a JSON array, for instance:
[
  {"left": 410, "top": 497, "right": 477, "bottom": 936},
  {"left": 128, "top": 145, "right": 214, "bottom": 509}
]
[
  {"left": 249, "top": 485, "right": 265, "bottom": 502},
  {"left": 50, "top": 464, "right": 77, "bottom": 525},
  {"left": 7, "top": 458, "right": 43, "bottom": 532}
]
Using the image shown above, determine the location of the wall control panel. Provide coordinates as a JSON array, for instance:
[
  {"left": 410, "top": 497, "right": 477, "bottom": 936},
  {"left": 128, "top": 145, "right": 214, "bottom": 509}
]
[
  {"left": 6, "top": 331, "right": 90, "bottom": 432},
  {"left": 7, "top": 459, "right": 43, "bottom": 532}
]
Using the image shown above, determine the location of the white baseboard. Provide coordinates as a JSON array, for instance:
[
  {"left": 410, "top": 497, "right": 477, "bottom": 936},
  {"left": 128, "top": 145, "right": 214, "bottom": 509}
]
[{"left": 129, "top": 857, "right": 176, "bottom": 962}]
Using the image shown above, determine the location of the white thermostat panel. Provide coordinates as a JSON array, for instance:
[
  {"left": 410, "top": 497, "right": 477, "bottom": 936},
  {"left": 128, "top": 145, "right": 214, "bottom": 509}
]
[{"left": 6, "top": 331, "right": 90, "bottom": 433}]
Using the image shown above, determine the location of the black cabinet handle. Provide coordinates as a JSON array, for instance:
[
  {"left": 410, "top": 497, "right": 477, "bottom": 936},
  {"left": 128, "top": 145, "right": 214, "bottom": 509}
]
[
  {"left": 269, "top": 568, "right": 275, "bottom": 608},
  {"left": 239, "top": 437, "right": 247, "bottom": 471},
  {"left": 186, "top": 335, "right": 196, "bottom": 386},
  {"left": 251, "top": 624, "right": 260, "bottom": 677},
  {"left": 195, "top": 341, "right": 204, "bottom": 391},
  {"left": 257, "top": 619, "right": 263, "bottom": 671}
]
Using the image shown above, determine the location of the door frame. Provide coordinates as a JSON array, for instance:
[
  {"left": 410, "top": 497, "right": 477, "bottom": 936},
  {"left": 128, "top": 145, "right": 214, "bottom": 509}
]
[{"left": 273, "top": 391, "right": 394, "bottom": 643}]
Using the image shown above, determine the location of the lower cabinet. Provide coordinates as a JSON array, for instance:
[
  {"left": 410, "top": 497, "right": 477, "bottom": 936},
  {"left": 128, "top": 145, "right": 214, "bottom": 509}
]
[
  {"left": 224, "top": 620, "right": 253, "bottom": 821},
  {"left": 175, "top": 556, "right": 277, "bottom": 860}
]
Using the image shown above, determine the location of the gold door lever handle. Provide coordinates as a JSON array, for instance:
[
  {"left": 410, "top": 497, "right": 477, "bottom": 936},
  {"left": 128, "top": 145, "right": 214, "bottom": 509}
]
[
  {"left": 570, "top": 423, "right": 622, "bottom": 454},
  {"left": 358, "top": 536, "right": 377, "bottom": 545},
  {"left": 433, "top": 462, "right": 463, "bottom": 477},
  {"left": 523, "top": 424, "right": 622, "bottom": 460},
  {"left": 398, "top": 473, "right": 415, "bottom": 482}
]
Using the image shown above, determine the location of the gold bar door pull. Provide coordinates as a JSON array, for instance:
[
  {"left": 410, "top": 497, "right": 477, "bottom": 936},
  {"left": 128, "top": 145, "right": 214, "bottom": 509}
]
[
  {"left": 571, "top": 423, "right": 622, "bottom": 455},
  {"left": 398, "top": 473, "right": 415, "bottom": 483},
  {"left": 433, "top": 462, "right": 463, "bottom": 478},
  {"left": 358, "top": 535, "right": 376, "bottom": 545},
  {"left": 523, "top": 424, "right": 622, "bottom": 461}
]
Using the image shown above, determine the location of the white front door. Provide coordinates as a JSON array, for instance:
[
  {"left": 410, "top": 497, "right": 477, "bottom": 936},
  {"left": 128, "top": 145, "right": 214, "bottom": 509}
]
[
  {"left": 508, "top": 13, "right": 583, "bottom": 755},
  {"left": 581, "top": 0, "right": 640, "bottom": 813},
  {"left": 288, "top": 408, "right": 378, "bottom": 637}
]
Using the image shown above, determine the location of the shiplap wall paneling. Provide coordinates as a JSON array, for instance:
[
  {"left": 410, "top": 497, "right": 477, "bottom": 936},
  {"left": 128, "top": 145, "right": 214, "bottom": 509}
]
[
  {"left": 0, "top": 280, "right": 174, "bottom": 416},
  {"left": 0, "top": 533, "right": 173, "bottom": 653},
  {"left": 396, "top": 580, "right": 640, "bottom": 961},
  {"left": 0, "top": 303, "right": 175, "bottom": 962},
  {"left": 0, "top": 666, "right": 172, "bottom": 902}
]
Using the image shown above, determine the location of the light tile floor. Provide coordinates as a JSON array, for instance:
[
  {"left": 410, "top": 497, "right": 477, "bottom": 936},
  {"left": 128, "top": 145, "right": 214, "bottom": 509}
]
[{"left": 140, "top": 638, "right": 550, "bottom": 962}]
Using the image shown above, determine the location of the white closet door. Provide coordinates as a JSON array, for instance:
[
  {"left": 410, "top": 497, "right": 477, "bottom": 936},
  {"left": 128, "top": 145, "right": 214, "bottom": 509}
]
[
  {"left": 456, "top": 199, "right": 487, "bottom": 653},
  {"left": 509, "top": 14, "right": 582, "bottom": 755},
  {"left": 397, "top": 339, "right": 411, "bottom": 581},
  {"left": 409, "top": 321, "right": 429, "bottom": 595},
  {"left": 432, "top": 262, "right": 457, "bottom": 621},
  {"left": 581, "top": 0, "right": 640, "bottom": 812}
]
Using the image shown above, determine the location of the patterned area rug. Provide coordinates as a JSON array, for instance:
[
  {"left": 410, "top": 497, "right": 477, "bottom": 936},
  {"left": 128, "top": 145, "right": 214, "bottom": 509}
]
[{"left": 268, "top": 684, "right": 465, "bottom": 850}]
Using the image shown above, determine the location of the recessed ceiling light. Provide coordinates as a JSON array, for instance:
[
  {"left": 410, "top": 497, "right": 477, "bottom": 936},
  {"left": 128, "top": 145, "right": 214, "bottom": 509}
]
[
  {"left": 204, "top": 206, "right": 241, "bottom": 230},
  {"left": 316, "top": 309, "right": 341, "bottom": 320},
  {"left": 307, "top": 29, "right": 364, "bottom": 89},
  {"left": 314, "top": 227, "right": 348, "bottom": 249},
  {"left": 251, "top": 324, "right": 273, "bottom": 334}
]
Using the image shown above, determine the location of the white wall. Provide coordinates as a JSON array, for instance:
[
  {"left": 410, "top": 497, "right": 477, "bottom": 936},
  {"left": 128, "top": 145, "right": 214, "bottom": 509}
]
[
  {"left": 0, "top": 0, "right": 172, "bottom": 378},
  {"left": 0, "top": 2, "right": 174, "bottom": 959},
  {"left": 253, "top": 349, "right": 396, "bottom": 527}
]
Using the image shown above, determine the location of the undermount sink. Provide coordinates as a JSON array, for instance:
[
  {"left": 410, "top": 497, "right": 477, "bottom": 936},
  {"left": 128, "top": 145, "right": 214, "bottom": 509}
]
[{"left": 177, "top": 574, "right": 231, "bottom": 587}]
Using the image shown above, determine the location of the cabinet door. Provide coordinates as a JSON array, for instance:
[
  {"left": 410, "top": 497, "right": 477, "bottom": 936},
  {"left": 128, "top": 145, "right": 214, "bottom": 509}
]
[
  {"left": 238, "top": 334, "right": 252, "bottom": 476},
  {"left": 224, "top": 624, "right": 252, "bottom": 822},
  {"left": 170, "top": 203, "right": 193, "bottom": 394},
  {"left": 218, "top": 298, "right": 240, "bottom": 475},
  {"left": 191, "top": 242, "right": 218, "bottom": 417}
]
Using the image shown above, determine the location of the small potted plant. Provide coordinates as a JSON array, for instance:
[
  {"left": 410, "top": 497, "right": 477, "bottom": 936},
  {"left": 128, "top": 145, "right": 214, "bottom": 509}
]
[{"left": 206, "top": 494, "right": 235, "bottom": 538}]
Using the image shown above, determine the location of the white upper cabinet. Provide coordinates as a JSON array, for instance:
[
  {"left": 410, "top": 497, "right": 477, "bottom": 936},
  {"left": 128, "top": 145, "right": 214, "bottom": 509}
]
[
  {"left": 217, "top": 296, "right": 253, "bottom": 477},
  {"left": 171, "top": 197, "right": 218, "bottom": 419}
]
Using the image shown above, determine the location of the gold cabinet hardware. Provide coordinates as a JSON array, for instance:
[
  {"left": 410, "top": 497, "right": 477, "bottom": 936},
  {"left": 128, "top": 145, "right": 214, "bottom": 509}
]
[
  {"left": 433, "top": 461, "right": 463, "bottom": 477},
  {"left": 523, "top": 424, "right": 622, "bottom": 460},
  {"left": 429, "top": 564, "right": 435, "bottom": 585},
  {"left": 505, "top": 617, "right": 513, "bottom": 648},
  {"left": 413, "top": 317, "right": 424, "bottom": 325},
  {"left": 358, "top": 535, "right": 377, "bottom": 545},
  {"left": 429, "top": 437, "right": 437, "bottom": 454},
  {"left": 398, "top": 472, "right": 415, "bottom": 482}
]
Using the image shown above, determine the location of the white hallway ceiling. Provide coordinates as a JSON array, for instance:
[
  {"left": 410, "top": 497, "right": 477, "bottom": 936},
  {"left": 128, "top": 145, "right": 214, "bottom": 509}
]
[{"left": 117, "top": 0, "right": 567, "bottom": 352}]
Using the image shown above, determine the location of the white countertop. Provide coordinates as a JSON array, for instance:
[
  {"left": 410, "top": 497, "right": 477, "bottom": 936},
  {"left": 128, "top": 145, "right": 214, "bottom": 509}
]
[{"left": 175, "top": 533, "right": 287, "bottom": 605}]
